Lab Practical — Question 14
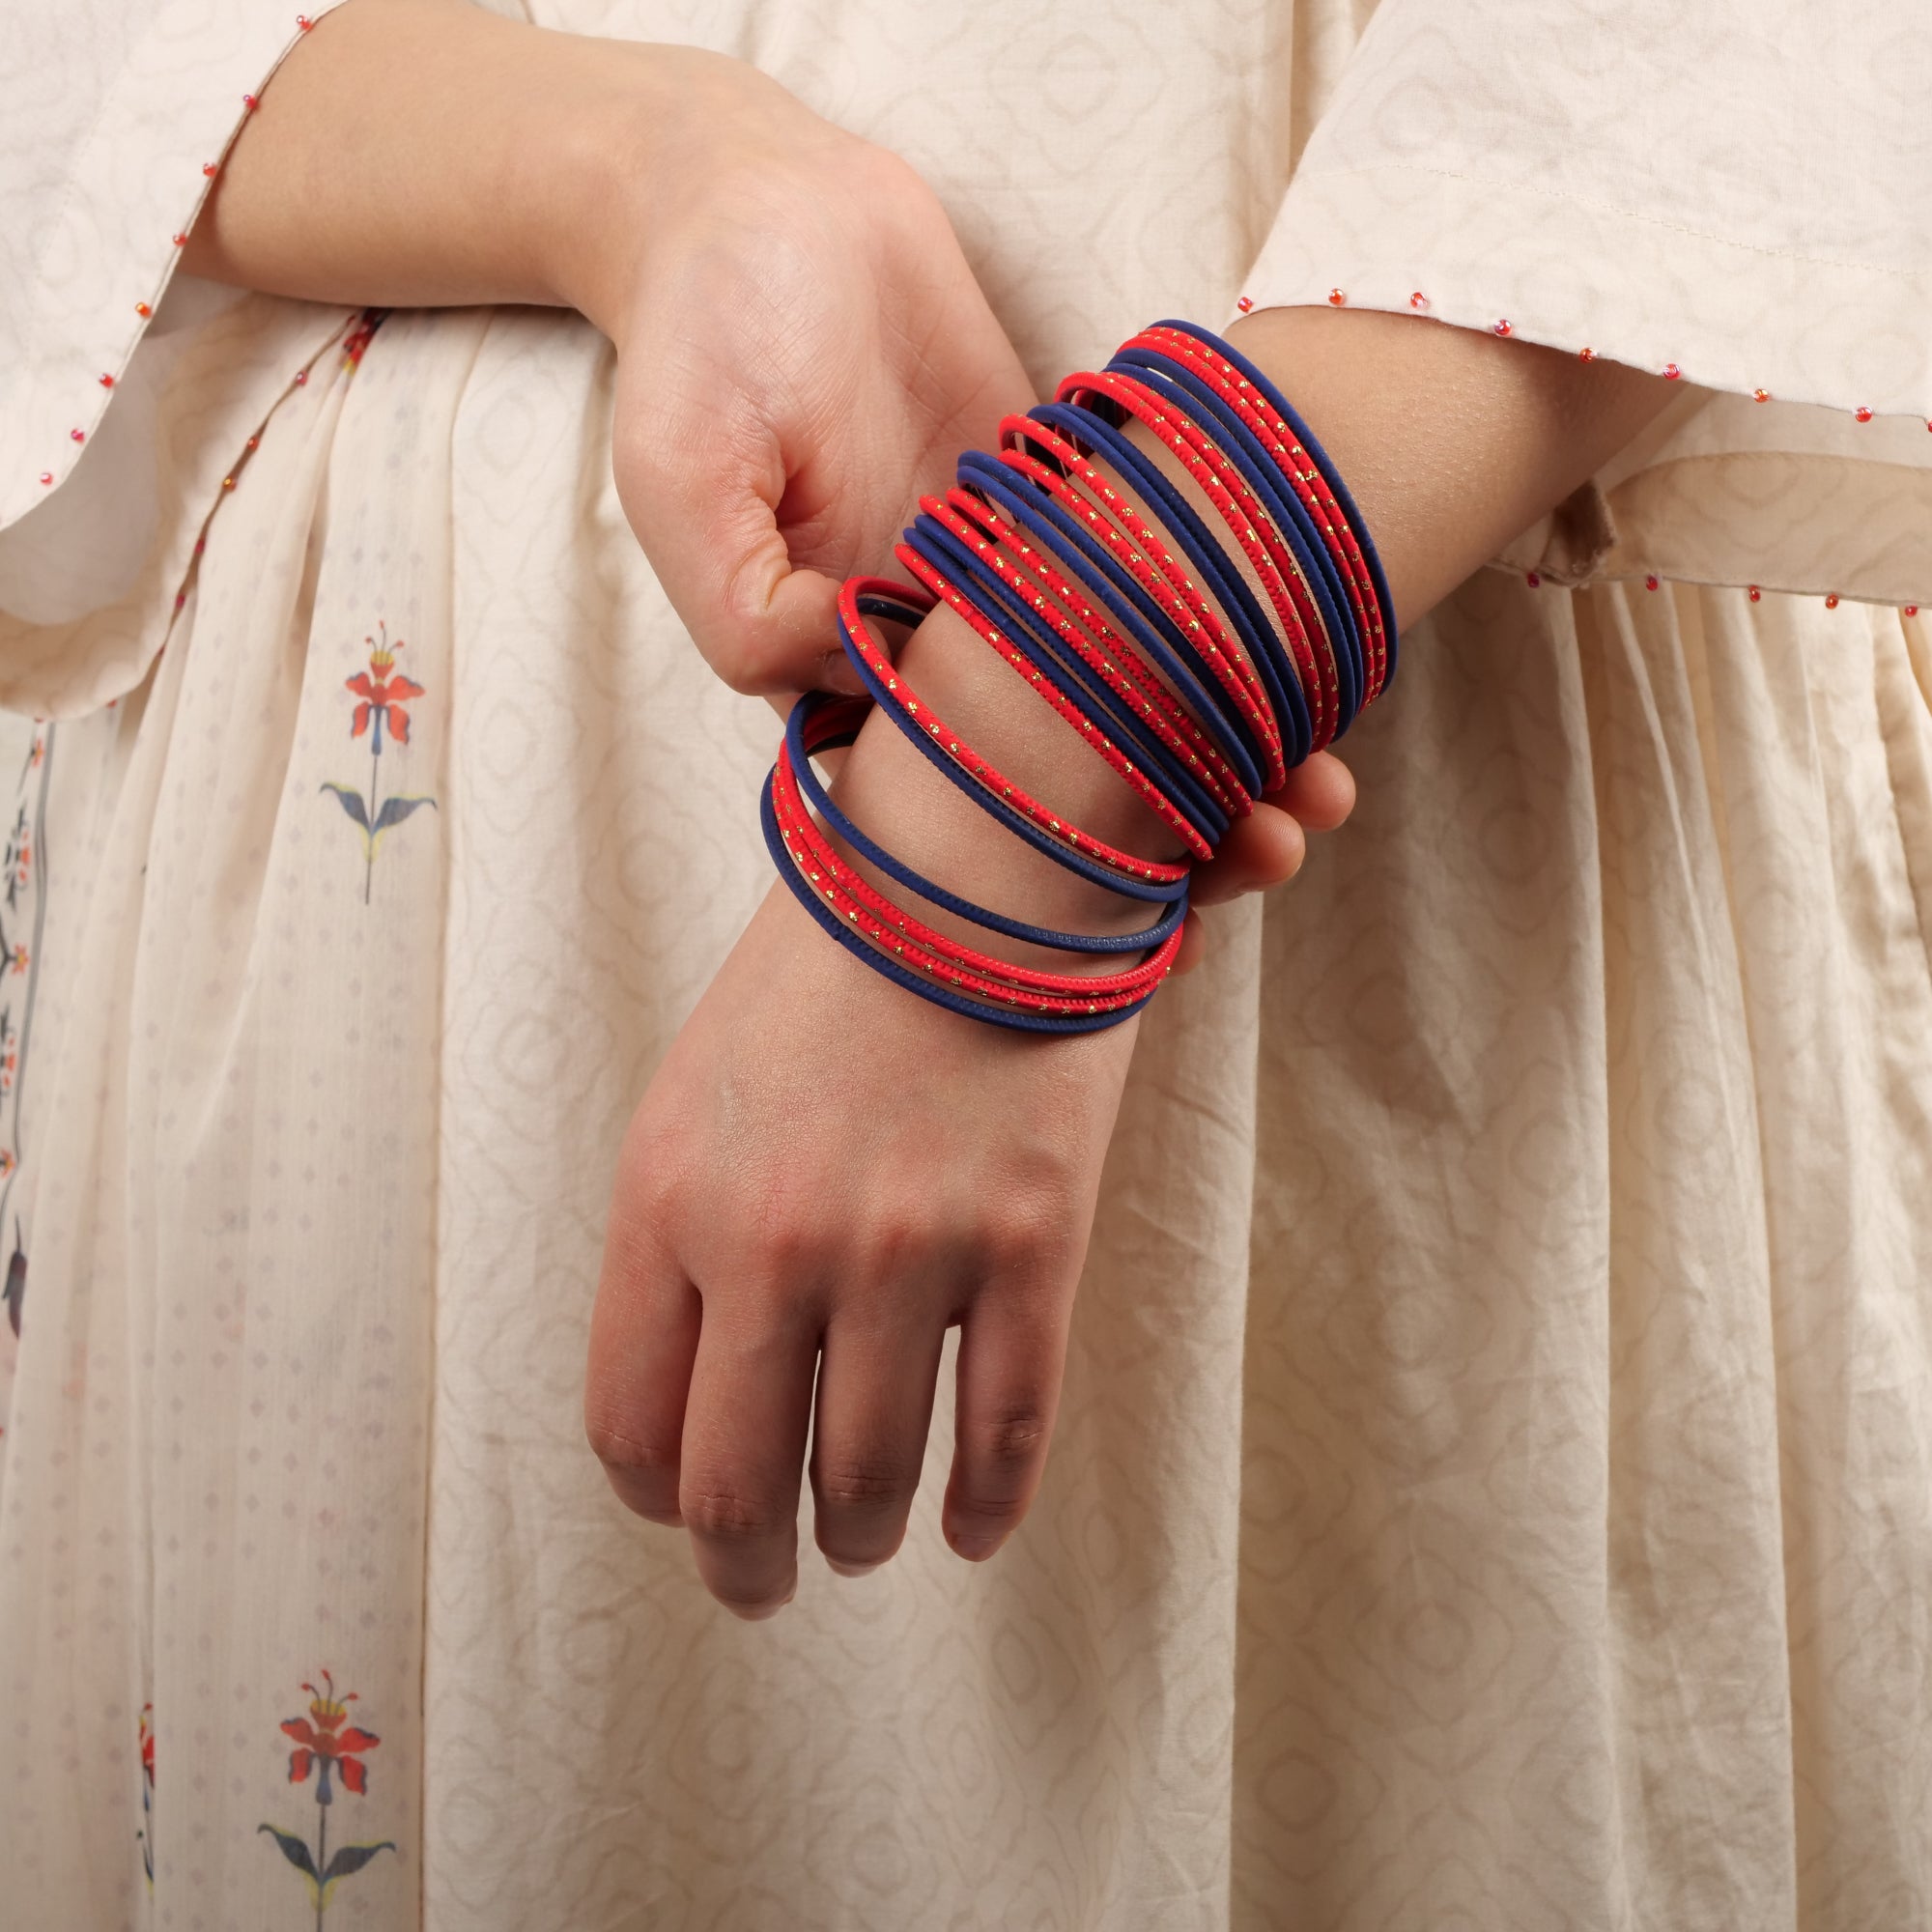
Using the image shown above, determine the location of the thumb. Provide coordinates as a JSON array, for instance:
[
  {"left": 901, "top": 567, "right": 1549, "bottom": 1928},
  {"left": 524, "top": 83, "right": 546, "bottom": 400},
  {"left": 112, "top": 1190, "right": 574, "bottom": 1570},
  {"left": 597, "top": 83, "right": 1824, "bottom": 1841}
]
[{"left": 613, "top": 388, "right": 867, "bottom": 699}]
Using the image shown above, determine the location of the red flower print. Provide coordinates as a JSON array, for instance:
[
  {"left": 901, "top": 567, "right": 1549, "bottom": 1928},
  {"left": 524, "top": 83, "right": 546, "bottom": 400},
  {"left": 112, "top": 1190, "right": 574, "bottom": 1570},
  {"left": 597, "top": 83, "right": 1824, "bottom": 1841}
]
[
  {"left": 138, "top": 1703, "right": 156, "bottom": 1887},
  {"left": 261, "top": 1670, "right": 395, "bottom": 1922},
  {"left": 344, "top": 630, "right": 423, "bottom": 751},
  {"left": 280, "top": 1673, "right": 381, "bottom": 1800},
  {"left": 322, "top": 619, "right": 438, "bottom": 903}
]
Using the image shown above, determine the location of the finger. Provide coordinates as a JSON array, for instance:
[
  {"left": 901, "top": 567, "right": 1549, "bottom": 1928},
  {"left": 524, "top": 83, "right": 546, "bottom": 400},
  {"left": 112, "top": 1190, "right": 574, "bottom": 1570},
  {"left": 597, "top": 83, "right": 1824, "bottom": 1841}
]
[
  {"left": 585, "top": 1197, "right": 703, "bottom": 1527},
  {"left": 1190, "top": 802, "right": 1306, "bottom": 907},
  {"left": 942, "top": 1293, "right": 1068, "bottom": 1562},
  {"left": 810, "top": 1310, "right": 947, "bottom": 1576},
  {"left": 614, "top": 389, "right": 865, "bottom": 699},
  {"left": 678, "top": 1302, "right": 819, "bottom": 1618},
  {"left": 1267, "top": 750, "right": 1356, "bottom": 833}
]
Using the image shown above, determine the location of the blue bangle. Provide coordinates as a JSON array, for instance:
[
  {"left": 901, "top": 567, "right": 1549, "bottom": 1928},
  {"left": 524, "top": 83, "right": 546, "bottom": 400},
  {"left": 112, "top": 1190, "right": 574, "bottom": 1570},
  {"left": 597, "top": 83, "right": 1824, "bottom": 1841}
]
[
  {"left": 899, "top": 510, "right": 1232, "bottom": 845},
  {"left": 835, "top": 588, "right": 1192, "bottom": 904},
  {"left": 1148, "top": 318, "right": 1400, "bottom": 689},
  {"left": 759, "top": 774, "right": 1159, "bottom": 1035},
  {"left": 783, "top": 692, "right": 1186, "bottom": 957},
  {"left": 1106, "top": 346, "right": 1364, "bottom": 728},
  {"left": 955, "top": 453, "right": 1270, "bottom": 799}
]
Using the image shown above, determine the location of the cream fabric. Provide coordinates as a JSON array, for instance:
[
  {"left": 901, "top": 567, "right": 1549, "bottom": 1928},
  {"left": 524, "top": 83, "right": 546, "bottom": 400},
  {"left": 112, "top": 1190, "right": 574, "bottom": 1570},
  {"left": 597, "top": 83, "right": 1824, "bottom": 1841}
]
[{"left": 1, "top": 3, "right": 1930, "bottom": 1929}]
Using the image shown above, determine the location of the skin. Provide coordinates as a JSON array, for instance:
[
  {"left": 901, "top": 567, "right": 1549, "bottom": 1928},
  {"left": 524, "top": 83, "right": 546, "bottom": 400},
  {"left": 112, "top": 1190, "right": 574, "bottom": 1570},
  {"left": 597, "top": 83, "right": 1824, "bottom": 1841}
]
[{"left": 185, "top": 0, "right": 1673, "bottom": 1617}]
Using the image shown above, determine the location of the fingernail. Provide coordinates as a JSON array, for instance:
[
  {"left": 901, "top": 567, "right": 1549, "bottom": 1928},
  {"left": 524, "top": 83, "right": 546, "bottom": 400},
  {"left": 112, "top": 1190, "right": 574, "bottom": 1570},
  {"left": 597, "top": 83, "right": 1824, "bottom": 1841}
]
[
  {"left": 950, "top": 1532, "right": 1006, "bottom": 1562},
  {"left": 826, "top": 1556, "right": 882, "bottom": 1578},
  {"left": 729, "top": 1577, "right": 796, "bottom": 1621}
]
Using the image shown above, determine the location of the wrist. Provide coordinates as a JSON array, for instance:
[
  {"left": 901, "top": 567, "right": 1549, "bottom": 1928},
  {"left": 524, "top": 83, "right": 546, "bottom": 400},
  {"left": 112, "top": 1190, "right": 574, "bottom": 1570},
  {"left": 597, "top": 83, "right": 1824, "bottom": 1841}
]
[{"left": 829, "top": 603, "right": 1186, "bottom": 969}]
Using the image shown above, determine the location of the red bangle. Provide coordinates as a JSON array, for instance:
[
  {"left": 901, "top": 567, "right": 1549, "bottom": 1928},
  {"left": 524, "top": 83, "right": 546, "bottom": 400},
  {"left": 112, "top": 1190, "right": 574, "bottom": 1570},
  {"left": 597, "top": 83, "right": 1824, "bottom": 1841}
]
[
  {"left": 839, "top": 579, "right": 1195, "bottom": 887},
  {"left": 928, "top": 486, "right": 1251, "bottom": 820},
  {"left": 1058, "top": 365, "right": 1341, "bottom": 749},
  {"left": 892, "top": 543, "right": 1217, "bottom": 863},
  {"left": 995, "top": 415, "right": 1288, "bottom": 790},
  {"left": 1130, "top": 326, "right": 1393, "bottom": 704},
  {"left": 768, "top": 735, "right": 1180, "bottom": 1014}
]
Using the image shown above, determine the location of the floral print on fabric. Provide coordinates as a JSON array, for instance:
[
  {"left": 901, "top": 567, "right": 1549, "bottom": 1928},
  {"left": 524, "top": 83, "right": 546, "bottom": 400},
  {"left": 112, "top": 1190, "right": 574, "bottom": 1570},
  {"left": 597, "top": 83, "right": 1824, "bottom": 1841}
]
[
  {"left": 137, "top": 1704, "right": 155, "bottom": 1889},
  {"left": 321, "top": 624, "right": 435, "bottom": 902},
  {"left": 259, "top": 1671, "right": 395, "bottom": 1926}
]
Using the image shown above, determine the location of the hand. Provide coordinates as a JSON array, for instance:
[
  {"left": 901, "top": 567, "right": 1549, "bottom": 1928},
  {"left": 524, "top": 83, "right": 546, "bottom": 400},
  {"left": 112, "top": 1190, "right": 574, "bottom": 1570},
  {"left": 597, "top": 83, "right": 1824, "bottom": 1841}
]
[
  {"left": 581, "top": 51, "right": 1036, "bottom": 698},
  {"left": 185, "top": 4, "right": 1034, "bottom": 702},
  {"left": 1173, "top": 753, "right": 1357, "bottom": 972},
  {"left": 585, "top": 883, "right": 1134, "bottom": 1616}
]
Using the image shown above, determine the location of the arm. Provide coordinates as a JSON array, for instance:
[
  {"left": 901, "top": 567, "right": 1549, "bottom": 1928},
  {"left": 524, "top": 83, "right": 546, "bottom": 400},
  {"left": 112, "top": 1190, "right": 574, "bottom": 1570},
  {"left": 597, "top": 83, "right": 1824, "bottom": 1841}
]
[
  {"left": 186, "top": 0, "right": 1036, "bottom": 696},
  {"left": 586, "top": 313, "right": 1671, "bottom": 1615}
]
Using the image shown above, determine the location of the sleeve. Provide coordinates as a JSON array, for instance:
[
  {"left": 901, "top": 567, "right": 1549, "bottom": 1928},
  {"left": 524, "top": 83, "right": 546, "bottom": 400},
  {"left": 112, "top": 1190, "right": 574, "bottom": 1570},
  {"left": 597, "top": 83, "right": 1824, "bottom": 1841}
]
[
  {"left": 0, "top": 0, "right": 370, "bottom": 713},
  {"left": 0, "top": 0, "right": 360, "bottom": 528},
  {"left": 1236, "top": 0, "right": 1932, "bottom": 606}
]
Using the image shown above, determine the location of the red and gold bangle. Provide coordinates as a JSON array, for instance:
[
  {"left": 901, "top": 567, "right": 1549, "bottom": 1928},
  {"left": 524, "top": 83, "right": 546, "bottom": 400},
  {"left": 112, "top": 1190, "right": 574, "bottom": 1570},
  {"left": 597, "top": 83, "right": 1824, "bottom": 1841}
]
[
  {"left": 1058, "top": 365, "right": 1341, "bottom": 748},
  {"left": 892, "top": 544, "right": 1217, "bottom": 863},
  {"left": 928, "top": 486, "right": 1251, "bottom": 819},
  {"left": 1132, "top": 325, "right": 1392, "bottom": 702},
  {"left": 995, "top": 415, "right": 1288, "bottom": 789},
  {"left": 838, "top": 578, "right": 1194, "bottom": 889},
  {"left": 768, "top": 735, "right": 1180, "bottom": 1014}
]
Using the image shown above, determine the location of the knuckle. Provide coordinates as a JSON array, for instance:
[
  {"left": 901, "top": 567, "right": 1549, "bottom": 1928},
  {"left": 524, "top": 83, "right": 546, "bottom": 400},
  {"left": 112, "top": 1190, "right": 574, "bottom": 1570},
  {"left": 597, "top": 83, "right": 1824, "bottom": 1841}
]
[
  {"left": 973, "top": 1401, "right": 1049, "bottom": 1480},
  {"left": 981, "top": 1192, "right": 1069, "bottom": 1275},
  {"left": 583, "top": 1418, "right": 681, "bottom": 1523},
  {"left": 815, "top": 1452, "right": 915, "bottom": 1516},
  {"left": 701, "top": 639, "right": 775, "bottom": 697},
  {"left": 681, "top": 1486, "right": 786, "bottom": 1545}
]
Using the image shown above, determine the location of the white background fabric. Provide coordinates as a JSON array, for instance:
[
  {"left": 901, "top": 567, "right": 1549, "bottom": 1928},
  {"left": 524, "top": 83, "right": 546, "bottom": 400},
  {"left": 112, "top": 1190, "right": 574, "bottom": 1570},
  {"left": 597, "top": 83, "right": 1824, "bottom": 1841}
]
[{"left": 1, "top": 3, "right": 1930, "bottom": 1928}]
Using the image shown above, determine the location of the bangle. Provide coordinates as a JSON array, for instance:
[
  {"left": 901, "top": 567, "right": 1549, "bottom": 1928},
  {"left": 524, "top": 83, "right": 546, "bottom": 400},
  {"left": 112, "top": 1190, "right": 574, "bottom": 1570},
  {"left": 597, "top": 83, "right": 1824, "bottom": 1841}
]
[
  {"left": 781, "top": 691, "right": 1186, "bottom": 958},
  {"left": 759, "top": 324, "right": 1398, "bottom": 1034},
  {"left": 1059, "top": 364, "right": 1347, "bottom": 746},
  {"left": 1134, "top": 322, "right": 1397, "bottom": 699},
  {"left": 836, "top": 580, "right": 1194, "bottom": 897},
  {"left": 899, "top": 500, "right": 1234, "bottom": 843}
]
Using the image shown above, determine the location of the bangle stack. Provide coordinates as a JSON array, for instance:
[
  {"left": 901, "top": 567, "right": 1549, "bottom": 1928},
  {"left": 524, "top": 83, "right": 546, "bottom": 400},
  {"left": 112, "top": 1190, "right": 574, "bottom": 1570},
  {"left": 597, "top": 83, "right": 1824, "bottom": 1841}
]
[{"left": 759, "top": 320, "right": 1398, "bottom": 1034}]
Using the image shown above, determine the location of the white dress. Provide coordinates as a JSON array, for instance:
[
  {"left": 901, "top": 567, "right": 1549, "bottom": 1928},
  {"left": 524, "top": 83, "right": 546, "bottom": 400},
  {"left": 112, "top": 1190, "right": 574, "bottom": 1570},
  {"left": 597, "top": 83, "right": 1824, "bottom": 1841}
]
[{"left": 1, "top": 2, "right": 1929, "bottom": 1927}]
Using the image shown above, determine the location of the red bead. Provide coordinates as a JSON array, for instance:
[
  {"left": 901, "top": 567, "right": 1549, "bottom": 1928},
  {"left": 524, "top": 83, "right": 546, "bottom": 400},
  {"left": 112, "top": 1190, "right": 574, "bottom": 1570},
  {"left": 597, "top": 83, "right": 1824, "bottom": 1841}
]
[
  {"left": 1327, "top": 288, "right": 1346, "bottom": 307},
  {"left": 1409, "top": 291, "right": 1428, "bottom": 310},
  {"left": 242, "top": 93, "right": 257, "bottom": 109},
  {"left": 1236, "top": 296, "right": 1253, "bottom": 314},
  {"left": 174, "top": 590, "right": 185, "bottom": 611},
  {"left": 69, "top": 428, "right": 84, "bottom": 443},
  {"left": 99, "top": 373, "right": 114, "bottom": 388},
  {"left": 37, "top": 472, "right": 51, "bottom": 487},
  {"left": 295, "top": 369, "right": 308, "bottom": 386},
  {"left": 202, "top": 162, "right": 218, "bottom": 178},
  {"left": 1578, "top": 346, "right": 1596, "bottom": 361},
  {"left": 134, "top": 301, "right": 152, "bottom": 318},
  {"left": 297, "top": 12, "right": 313, "bottom": 26},
  {"left": 172, "top": 232, "right": 187, "bottom": 247},
  {"left": 1645, "top": 575, "right": 1660, "bottom": 591},
  {"left": 1906, "top": 605, "right": 1919, "bottom": 617},
  {"left": 1525, "top": 571, "right": 1541, "bottom": 587},
  {"left": 1748, "top": 585, "right": 1761, "bottom": 601},
  {"left": 1752, "top": 388, "right": 1771, "bottom": 403},
  {"left": 1825, "top": 593, "right": 1839, "bottom": 609},
  {"left": 1855, "top": 406, "right": 1873, "bottom": 423},
  {"left": 1492, "top": 320, "right": 1513, "bottom": 337},
  {"left": 1662, "top": 363, "right": 1682, "bottom": 381}
]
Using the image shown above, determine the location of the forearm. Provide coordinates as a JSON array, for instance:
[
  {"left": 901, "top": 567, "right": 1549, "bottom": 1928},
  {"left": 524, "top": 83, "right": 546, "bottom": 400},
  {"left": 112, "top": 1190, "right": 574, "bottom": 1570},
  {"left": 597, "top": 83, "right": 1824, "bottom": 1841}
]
[
  {"left": 832, "top": 309, "right": 1671, "bottom": 941},
  {"left": 183, "top": 0, "right": 724, "bottom": 338}
]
